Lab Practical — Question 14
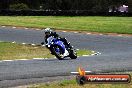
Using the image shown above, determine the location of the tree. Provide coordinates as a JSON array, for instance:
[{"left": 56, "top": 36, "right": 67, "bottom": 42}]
[
  {"left": 0, "top": 0, "right": 130, "bottom": 12},
  {"left": 0, "top": 0, "right": 10, "bottom": 9},
  {"left": 128, "top": 0, "right": 132, "bottom": 12},
  {"left": 9, "top": 3, "right": 29, "bottom": 10},
  {"left": 27, "top": 0, "right": 40, "bottom": 9}
]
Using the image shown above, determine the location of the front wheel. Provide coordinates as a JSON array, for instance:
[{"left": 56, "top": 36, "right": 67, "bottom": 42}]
[
  {"left": 69, "top": 49, "right": 77, "bottom": 59},
  {"left": 52, "top": 45, "right": 64, "bottom": 60}
]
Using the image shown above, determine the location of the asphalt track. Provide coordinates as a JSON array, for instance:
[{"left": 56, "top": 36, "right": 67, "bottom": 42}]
[{"left": 0, "top": 27, "right": 132, "bottom": 87}]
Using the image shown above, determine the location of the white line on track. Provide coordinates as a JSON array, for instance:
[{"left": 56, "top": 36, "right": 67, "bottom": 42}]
[
  {"left": 92, "top": 51, "right": 95, "bottom": 53},
  {"left": 76, "top": 49, "right": 80, "bottom": 50},
  {"left": 74, "top": 32, "right": 78, "bottom": 33},
  {"left": 87, "top": 33, "right": 91, "bottom": 35},
  {"left": 0, "top": 58, "right": 49, "bottom": 62},
  {"left": 0, "top": 58, "right": 44, "bottom": 62},
  {"left": 2, "top": 26, "right": 6, "bottom": 27},
  {"left": 16, "top": 59, "right": 29, "bottom": 61},
  {"left": 12, "top": 27, "right": 16, "bottom": 29},
  {"left": 0, "top": 59, "right": 30, "bottom": 63},
  {"left": 99, "top": 34, "right": 103, "bottom": 35},
  {"left": 12, "top": 41, "right": 16, "bottom": 43},
  {"left": 118, "top": 35, "right": 123, "bottom": 37},
  {"left": 22, "top": 43, "right": 26, "bottom": 45},
  {"left": 70, "top": 72, "right": 79, "bottom": 74},
  {"left": 25, "top": 28, "right": 29, "bottom": 29},
  {"left": 71, "top": 71, "right": 92, "bottom": 74},
  {"left": 62, "top": 31, "right": 67, "bottom": 32},
  {"left": 31, "top": 44, "right": 35, "bottom": 46},
  {"left": 33, "top": 58, "right": 45, "bottom": 60},
  {"left": 1, "top": 60, "right": 14, "bottom": 62},
  {"left": 42, "top": 45, "right": 46, "bottom": 47},
  {"left": 82, "top": 55, "right": 89, "bottom": 57},
  {"left": 36, "top": 29, "right": 40, "bottom": 30},
  {"left": 92, "top": 54, "right": 95, "bottom": 56}
]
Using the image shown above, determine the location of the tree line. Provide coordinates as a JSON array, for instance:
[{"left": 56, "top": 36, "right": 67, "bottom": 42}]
[{"left": 0, "top": 0, "right": 131, "bottom": 12}]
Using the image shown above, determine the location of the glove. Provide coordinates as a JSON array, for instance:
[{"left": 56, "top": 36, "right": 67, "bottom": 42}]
[
  {"left": 48, "top": 45, "right": 50, "bottom": 48},
  {"left": 45, "top": 44, "right": 50, "bottom": 48}
]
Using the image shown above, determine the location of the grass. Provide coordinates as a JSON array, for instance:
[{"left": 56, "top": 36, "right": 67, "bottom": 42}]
[
  {"left": 0, "top": 16, "right": 132, "bottom": 34},
  {"left": 0, "top": 42, "right": 53, "bottom": 60},
  {"left": 0, "top": 42, "right": 92, "bottom": 60},
  {"left": 29, "top": 73, "right": 132, "bottom": 88},
  {"left": 77, "top": 49, "right": 93, "bottom": 56}
]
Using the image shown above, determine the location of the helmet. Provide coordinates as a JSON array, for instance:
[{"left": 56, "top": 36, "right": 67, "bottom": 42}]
[{"left": 44, "top": 28, "right": 53, "bottom": 34}]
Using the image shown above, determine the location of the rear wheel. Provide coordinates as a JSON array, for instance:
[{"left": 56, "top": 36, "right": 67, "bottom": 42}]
[
  {"left": 69, "top": 49, "right": 77, "bottom": 59},
  {"left": 52, "top": 45, "right": 64, "bottom": 60}
]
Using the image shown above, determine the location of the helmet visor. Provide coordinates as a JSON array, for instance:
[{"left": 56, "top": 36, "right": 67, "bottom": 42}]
[{"left": 45, "top": 32, "right": 50, "bottom": 35}]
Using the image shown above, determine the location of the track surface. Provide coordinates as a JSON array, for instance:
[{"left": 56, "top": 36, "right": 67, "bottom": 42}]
[{"left": 0, "top": 27, "right": 132, "bottom": 87}]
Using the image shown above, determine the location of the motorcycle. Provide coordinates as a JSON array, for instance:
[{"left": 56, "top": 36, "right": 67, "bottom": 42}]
[{"left": 45, "top": 36, "right": 77, "bottom": 60}]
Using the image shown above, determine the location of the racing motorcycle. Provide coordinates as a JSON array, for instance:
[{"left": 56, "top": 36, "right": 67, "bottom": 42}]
[{"left": 45, "top": 36, "right": 77, "bottom": 60}]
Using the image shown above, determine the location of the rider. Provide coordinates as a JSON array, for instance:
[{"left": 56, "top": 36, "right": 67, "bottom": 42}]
[{"left": 41, "top": 28, "right": 72, "bottom": 54}]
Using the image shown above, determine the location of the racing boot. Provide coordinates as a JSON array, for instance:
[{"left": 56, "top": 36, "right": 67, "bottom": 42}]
[
  {"left": 50, "top": 51, "right": 54, "bottom": 55},
  {"left": 49, "top": 47, "right": 55, "bottom": 55}
]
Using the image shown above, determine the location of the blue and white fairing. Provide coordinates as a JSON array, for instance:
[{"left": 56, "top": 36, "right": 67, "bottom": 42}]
[{"left": 47, "top": 36, "right": 67, "bottom": 55}]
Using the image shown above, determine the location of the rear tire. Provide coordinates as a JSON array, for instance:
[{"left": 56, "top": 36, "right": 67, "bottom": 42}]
[{"left": 69, "top": 49, "right": 77, "bottom": 59}]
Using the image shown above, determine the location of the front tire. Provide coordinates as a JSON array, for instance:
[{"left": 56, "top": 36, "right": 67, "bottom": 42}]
[{"left": 52, "top": 45, "right": 64, "bottom": 60}]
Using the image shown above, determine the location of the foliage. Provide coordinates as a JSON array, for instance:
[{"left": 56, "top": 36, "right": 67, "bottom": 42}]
[
  {"left": 0, "top": 0, "right": 130, "bottom": 11},
  {"left": 9, "top": 3, "right": 29, "bottom": 10}
]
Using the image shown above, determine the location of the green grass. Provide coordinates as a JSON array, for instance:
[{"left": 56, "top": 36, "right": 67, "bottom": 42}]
[
  {"left": 0, "top": 42, "right": 92, "bottom": 60},
  {"left": 29, "top": 73, "right": 132, "bottom": 88},
  {"left": 0, "top": 16, "right": 132, "bottom": 34},
  {"left": 0, "top": 42, "right": 53, "bottom": 60},
  {"left": 77, "top": 49, "right": 93, "bottom": 56}
]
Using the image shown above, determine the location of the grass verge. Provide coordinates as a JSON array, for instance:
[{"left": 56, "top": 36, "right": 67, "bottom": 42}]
[
  {"left": 0, "top": 42, "right": 53, "bottom": 60},
  {"left": 0, "top": 16, "right": 132, "bottom": 34},
  {"left": 77, "top": 49, "right": 93, "bottom": 56},
  {"left": 0, "top": 42, "right": 92, "bottom": 60},
  {"left": 29, "top": 73, "right": 132, "bottom": 88}
]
